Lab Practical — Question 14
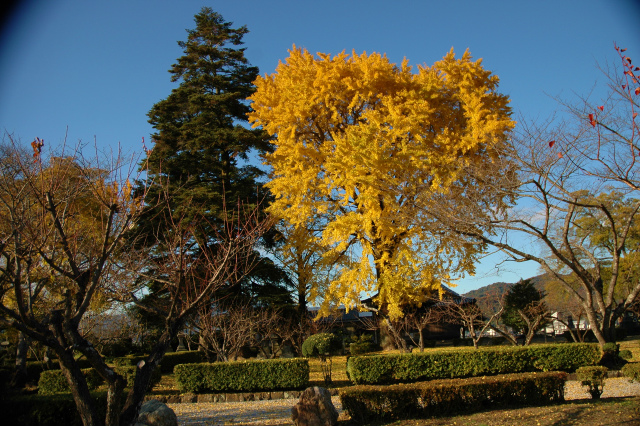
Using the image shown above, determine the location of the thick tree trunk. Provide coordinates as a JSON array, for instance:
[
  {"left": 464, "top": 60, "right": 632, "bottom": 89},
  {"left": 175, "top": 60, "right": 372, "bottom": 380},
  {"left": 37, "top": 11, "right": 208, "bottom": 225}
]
[
  {"left": 57, "top": 350, "right": 103, "bottom": 426},
  {"left": 119, "top": 323, "right": 178, "bottom": 426},
  {"left": 10, "top": 331, "right": 30, "bottom": 388}
]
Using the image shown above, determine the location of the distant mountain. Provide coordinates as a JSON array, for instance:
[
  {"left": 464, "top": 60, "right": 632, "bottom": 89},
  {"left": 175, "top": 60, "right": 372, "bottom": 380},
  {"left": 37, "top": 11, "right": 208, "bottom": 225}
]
[{"left": 462, "top": 273, "right": 556, "bottom": 316}]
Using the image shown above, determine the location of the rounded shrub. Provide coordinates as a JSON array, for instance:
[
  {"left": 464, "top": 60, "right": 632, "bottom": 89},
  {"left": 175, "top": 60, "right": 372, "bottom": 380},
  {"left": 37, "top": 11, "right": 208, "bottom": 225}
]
[
  {"left": 622, "top": 362, "right": 640, "bottom": 382},
  {"left": 600, "top": 342, "right": 628, "bottom": 369},
  {"left": 302, "top": 333, "right": 341, "bottom": 358},
  {"left": 576, "top": 366, "right": 608, "bottom": 399},
  {"left": 619, "top": 349, "right": 633, "bottom": 361}
]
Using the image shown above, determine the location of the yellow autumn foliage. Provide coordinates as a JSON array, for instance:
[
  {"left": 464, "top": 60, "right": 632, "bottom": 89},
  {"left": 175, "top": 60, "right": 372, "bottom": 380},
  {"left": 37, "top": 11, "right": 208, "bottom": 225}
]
[{"left": 249, "top": 47, "right": 514, "bottom": 318}]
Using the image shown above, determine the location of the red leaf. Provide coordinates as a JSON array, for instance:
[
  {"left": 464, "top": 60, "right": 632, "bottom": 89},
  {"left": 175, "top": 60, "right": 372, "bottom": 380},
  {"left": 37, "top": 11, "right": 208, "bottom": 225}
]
[
  {"left": 557, "top": 152, "right": 563, "bottom": 159},
  {"left": 623, "top": 84, "right": 627, "bottom": 90},
  {"left": 549, "top": 140, "right": 555, "bottom": 148},
  {"left": 636, "top": 67, "right": 640, "bottom": 71},
  {"left": 635, "top": 87, "right": 640, "bottom": 96},
  {"left": 598, "top": 106, "right": 604, "bottom": 111},
  {"left": 627, "top": 57, "right": 633, "bottom": 64},
  {"left": 589, "top": 113, "right": 597, "bottom": 127},
  {"left": 634, "top": 112, "right": 638, "bottom": 119}
]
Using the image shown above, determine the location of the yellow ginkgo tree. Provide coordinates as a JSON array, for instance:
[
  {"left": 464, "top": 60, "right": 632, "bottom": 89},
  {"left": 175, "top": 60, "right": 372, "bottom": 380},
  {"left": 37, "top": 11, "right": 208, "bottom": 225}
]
[{"left": 249, "top": 47, "right": 515, "bottom": 318}]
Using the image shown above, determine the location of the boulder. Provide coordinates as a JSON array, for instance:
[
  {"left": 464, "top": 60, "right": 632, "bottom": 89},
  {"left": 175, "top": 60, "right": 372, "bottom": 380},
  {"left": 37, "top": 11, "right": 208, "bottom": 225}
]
[
  {"left": 135, "top": 399, "right": 178, "bottom": 426},
  {"left": 291, "top": 386, "right": 338, "bottom": 426}
]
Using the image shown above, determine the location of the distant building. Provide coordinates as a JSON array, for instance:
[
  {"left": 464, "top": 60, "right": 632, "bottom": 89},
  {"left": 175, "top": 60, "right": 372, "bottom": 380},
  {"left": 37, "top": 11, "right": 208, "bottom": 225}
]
[{"left": 309, "top": 285, "right": 476, "bottom": 350}]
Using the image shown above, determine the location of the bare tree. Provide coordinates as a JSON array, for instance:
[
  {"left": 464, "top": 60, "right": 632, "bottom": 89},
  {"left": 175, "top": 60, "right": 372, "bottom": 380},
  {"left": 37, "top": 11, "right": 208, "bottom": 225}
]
[
  {"left": 424, "top": 46, "right": 640, "bottom": 346},
  {"left": 437, "top": 300, "right": 508, "bottom": 348},
  {"left": 0, "top": 136, "right": 269, "bottom": 426},
  {"left": 402, "top": 306, "right": 443, "bottom": 352},
  {"left": 196, "top": 302, "right": 281, "bottom": 361}
]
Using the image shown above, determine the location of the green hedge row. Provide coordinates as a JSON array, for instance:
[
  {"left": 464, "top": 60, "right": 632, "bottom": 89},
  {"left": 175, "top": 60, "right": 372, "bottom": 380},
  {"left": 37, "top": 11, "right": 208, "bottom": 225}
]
[
  {"left": 340, "top": 371, "right": 568, "bottom": 423},
  {"left": 347, "top": 343, "right": 600, "bottom": 385},
  {"left": 38, "top": 366, "right": 161, "bottom": 394},
  {"left": 109, "top": 350, "right": 204, "bottom": 373},
  {"left": 38, "top": 369, "right": 103, "bottom": 395},
  {"left": 622, "top": 362, "right": 640, "bottom": 382},
  {"left": 174, "top": 358, "right": 309, "bottom": 393},
  {"left": 160, "top": 350, "right": 204, "bottom": 373}
]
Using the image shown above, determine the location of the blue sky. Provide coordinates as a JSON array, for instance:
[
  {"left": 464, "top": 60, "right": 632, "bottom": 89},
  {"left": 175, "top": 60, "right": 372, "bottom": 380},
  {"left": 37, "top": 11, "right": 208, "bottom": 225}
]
[{"left": 1, "top": 0, "right": 639, "bottom": 293}]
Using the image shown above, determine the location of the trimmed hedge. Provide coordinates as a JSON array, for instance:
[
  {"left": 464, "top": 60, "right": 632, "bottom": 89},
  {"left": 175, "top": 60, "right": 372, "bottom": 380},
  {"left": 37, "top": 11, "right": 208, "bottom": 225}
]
[
  {"left": 111, "top": 354, "right": 147, "bottom": 367},
  {"left": 113, "top": 366, "right": 162, "bottom": 389},
  {"left": 38, "top": 368, "right": 103, "bottom": 395},
  {"left": 110, "top": 351, "right": 204, "bottom": 373},
  {"left": 340, "top": 371, "right": 568, "bottom": 423},
  {"left": 174, "top": 358, "right": 309, "bottom": 393},
  {"left": 347, "top": 343, "right": 600, "bottom": 385},
  {"left": 38, "top": 366, "right": 160, "bottom": 394},
  {"left": 160, "top": 350, "right": 204, "bottom": 373},
  {"left": 622, "top": 362, "right": 640, "bottom": 382}
]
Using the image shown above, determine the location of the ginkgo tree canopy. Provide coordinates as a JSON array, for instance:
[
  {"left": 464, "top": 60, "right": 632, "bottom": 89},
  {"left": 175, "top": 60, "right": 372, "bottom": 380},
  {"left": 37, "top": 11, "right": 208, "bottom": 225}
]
[{"left": 249, "top": 47, "right": 515, "bottom": 318}]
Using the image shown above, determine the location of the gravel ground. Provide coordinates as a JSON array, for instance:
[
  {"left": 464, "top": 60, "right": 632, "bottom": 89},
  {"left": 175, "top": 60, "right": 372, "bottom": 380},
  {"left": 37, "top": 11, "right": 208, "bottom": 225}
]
[{"left": 167, "top": 378, "right": 640, "bottom": 426}]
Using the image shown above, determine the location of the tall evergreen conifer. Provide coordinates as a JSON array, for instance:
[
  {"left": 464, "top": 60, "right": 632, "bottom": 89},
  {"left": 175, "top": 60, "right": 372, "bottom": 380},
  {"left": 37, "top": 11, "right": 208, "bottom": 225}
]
[
  {"left": 134, "top": 8, "right": 289, "bottom": 320},
  {"left": 146, "top": 7, "right": 267, "bottom": 226}
]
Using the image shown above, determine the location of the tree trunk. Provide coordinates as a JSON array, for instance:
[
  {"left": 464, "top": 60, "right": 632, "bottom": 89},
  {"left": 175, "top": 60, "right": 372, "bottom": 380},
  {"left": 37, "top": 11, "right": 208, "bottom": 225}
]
[
  {"left": 119, "top": 325, "right": 177, "bottom": 426},
  {"left": 468, "top": 324, "right": 480, "bottom": 349},
  {"left": 58, "top": 350, "right": 103, "bottom": 426},
  {"left": 10, "top": 331, "right": 30, "bottom": 388}
]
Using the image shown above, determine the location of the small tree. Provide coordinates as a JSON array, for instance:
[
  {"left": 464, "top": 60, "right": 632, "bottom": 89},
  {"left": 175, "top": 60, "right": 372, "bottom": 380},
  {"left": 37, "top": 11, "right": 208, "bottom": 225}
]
[
  {"left": 196, "top": 302, "right": 281, "bottom": 361},
  {"left": 438, "top": 299, "right": 506, "bottom": 349},
  {"left": 302, "top": 332, "right": 341, "bottom": 385},
  {"left": 401, "top": 306, "right": 443, "bottom": 352},
  {"left": 577, "top": 366, "right": 608, "bottom": 399},
  {"left": 503, "top": 279, "right": 551, "bottom": 345}
]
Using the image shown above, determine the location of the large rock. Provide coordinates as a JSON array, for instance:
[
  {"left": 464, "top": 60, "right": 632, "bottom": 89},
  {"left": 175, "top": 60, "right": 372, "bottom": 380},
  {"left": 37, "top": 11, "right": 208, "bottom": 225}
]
[
  {"left": 135, "top": 399, "right": 178, "bottom": 426},
  {"left": 291, "top": 386, "right": 338, "bottom": 426}
]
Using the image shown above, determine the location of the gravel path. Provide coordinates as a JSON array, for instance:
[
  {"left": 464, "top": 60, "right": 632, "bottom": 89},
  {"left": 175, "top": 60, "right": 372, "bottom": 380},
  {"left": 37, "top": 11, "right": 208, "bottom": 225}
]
[{"left": 168, "top": 378, "right": 640, "bottom": 426}]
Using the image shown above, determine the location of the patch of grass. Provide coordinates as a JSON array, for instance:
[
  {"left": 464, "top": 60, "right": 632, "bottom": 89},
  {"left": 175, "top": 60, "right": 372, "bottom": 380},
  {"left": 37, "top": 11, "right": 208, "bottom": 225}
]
[
  {"left": 308, "top": 356, "right": 350, "bottom": 388},
  {"left": 620, "top": 336, "right": 640, "bottom": 362}
]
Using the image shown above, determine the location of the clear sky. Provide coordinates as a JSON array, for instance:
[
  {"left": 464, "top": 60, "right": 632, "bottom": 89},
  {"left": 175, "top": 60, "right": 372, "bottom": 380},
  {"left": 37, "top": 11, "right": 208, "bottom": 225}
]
[{"left": 1, "top": 0, "right": 639, "bottom": 294}]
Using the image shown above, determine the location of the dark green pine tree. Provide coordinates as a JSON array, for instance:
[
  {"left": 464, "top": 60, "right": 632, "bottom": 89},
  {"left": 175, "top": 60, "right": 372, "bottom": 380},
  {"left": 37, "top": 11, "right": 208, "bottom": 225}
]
[
  {"left": 502, "top": 279, "right": 547, "bottom": 335},
  {"left": 133, "top": 8, "right": 291, "bottom": 327},
  {"left": 146, "top": 7, "right": 268, "bottom": 225}
]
